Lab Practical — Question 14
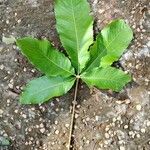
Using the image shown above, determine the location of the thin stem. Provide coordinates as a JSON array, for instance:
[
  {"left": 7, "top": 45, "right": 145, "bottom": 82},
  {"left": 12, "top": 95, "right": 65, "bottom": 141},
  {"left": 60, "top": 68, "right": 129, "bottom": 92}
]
[{"left": 68, "top": 78, "right": 79, "bottom": 150}]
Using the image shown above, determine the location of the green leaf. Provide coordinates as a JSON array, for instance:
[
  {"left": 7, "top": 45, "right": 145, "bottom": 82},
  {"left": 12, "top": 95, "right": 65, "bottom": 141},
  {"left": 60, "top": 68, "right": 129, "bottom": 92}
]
[
  {"left": 100, "top": 19, "right": 133, "bottom": 67},
  {"left": 84, "top": 34, "right": 107, "bottom": 72},
  {"left": 2, "top": 35, "right": 16, "bottom": 44},
  {"left": 81, "top": 67, "right": 131, "bottom": 92},
  {"left": 55, "top": 0, "right": 93, "bottom": 73},
  {"left": 20, "top": 76, "right": 75, "bottom": 104},
  {"left": 17, "top": 37, "right": 75, "bottom": 77},
  {"left": 0, "top": 136, "right": 10, "bottom": 146}
]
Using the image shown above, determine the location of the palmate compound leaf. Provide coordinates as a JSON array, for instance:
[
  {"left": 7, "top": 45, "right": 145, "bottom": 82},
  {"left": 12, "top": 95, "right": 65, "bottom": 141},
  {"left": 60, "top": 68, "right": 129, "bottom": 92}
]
[
  {"left": 17, "top": 37, "right": 75, "bottom": 77},
  {"left": 20, "top": 76, "right": 75, "bottom": 104},
  {"left": 55, "top": 0, "right": 93, "bottom": 73},
  {"left": 81, "top": 67, "right": 131, "bottom": 92},
  {"left": 85, "top": 19, "right": 133, "bottom": 71}
]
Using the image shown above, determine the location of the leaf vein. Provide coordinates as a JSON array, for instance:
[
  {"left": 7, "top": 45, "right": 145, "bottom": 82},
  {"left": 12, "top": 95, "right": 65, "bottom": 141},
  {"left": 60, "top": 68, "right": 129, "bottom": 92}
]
[
  {"left": 71, "top": 0, "right": 79, "bottom": 73},
  {"left": 28, "top": 79, "right": 66, "bottom": 97}
]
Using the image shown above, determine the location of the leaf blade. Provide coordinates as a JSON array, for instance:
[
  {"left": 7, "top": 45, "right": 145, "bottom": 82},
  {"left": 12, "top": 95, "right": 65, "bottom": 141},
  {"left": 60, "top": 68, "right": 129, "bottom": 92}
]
[
  {"left": 84, "top": 34, "right": 107, "bottom": 72},
  {"left": 17, "top": 37, "right": 75, "bottom": 77},
  {"left": 55, "top": 0, "right": 93, "bottom": 73},
  {"left": 100, "top": 19, "right": 133, "bottom": 67},
  {"left": 81, "top": 67, "right": 131, "bottom": 92},
  {"left": 20, "top": 76, "right": 75, "bottom": 104}
]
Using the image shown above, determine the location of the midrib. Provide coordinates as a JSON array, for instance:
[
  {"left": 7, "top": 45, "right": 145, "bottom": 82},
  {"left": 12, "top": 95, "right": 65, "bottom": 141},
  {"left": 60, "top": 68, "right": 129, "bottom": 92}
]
[
  {"left": 30, "top": 79, "right": 66, "bottom": 97},
  {"left": 83, "top": 76, "right": 122, "bottom": 84},
  {"left": 86, "top": 49, "right": 106, "bottom": 71},
  {"left": 104, "top": 27, "right": 123, "bottom": 51},
  {"left": 37, "top": 49, "right": 73, "bottom": 76},
  {"left": 71, "top": 0, "right": 80, "bottom": 73}
]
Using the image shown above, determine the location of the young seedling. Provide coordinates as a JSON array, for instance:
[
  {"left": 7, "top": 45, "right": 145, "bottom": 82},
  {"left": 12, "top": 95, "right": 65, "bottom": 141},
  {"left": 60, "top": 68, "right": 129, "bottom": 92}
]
[{"left": 16, "top": 0, "right": 133, "bottom": 149}]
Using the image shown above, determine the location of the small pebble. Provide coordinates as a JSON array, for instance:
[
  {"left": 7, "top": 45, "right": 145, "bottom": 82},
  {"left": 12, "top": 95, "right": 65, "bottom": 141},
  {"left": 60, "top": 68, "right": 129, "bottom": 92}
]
[
  {"left": 136, "top": 134, "right": 141, "bottom": 138},
  {"left": 16, "top": 86, "right": 20, "bottom": 89},
  {"left": 113, "top": 118, "right": 116, "bottom": 122},
  {"left": 56, "top": 98, "right": 59, "bottom": 102},
  {"left": 31, "top": 69, "right": 35, "bottom": 73},
  {"left": 0, "top": 65, "right": 4, "bottom": 70},
  {"left": 17, "top": 19, "right": 21, "bottom": 23},
  {"left": 140, "top": 128, "right": 146, "bottom": 133},
  {"left": 129, "top": 131, "right": 134, "bottom": 136},
  {"left": 95, "top": 116, "right": 99, "bottom": 121},
  {"left": 136, "top": 104, "right": 142, "bottom": 111},
  {"left": 65, "top": 124, "right": 70, "bottom": 128},
  {"left": 147, "top": 41, "right": 150, "bottom": 47},
  {"left": 137, "top": 28, "right": 140, "bottom": 32},
  {"left": 55, "top": 108, "right": 59, "bottom": 112},
  {"left": 0, "top": 109, "right": 4, "bottom": 115},
  {"left": 125, "top": 99, "right": 131, "bottom": 104},
  {"left": 105, "top": 127, "right": 110, "bottom": 132},
  {"left": 105, "top": 133, "right": 110, "bottom": 139},
  {"left": 14, "top": 110, "right": 18, "bottom": 113},
  {"left": 75, "top": 114, "right": 79, "bottom": 119},
  {"left": 28, "top": 128, "right": 32, "bottom": 132},
  {"left": 146, "top": 121, "right": 150, "bottom": 127},
  {"left": 40, "top": 123, "right": 44, "bottom": 128},
  {"left": 116, "top": 101, "right": 122, "bottom": 104},
  {"left": 74, "top": 125, "right": 78, "bottom": 129},
  {"left": 22, "top": 114, "right": 27, "bottom": 119},
  {"left": 86, "top": 140, "right": 90, "bottom": 144},
  {"left": 55, "top": 130, "right": 59, "bottom": 135},
  {"left": 118, "top": 140, "right": 124, "bottom": 145},
  {"left": 76, "top": 105, "right": 81, "bottom": 109},
  {"left": 6, "top": 20, "right": 9, "bottom": 24},
  {"left": 120, "top": 146, "right": 125, "bottom": 150},
  {"left": 117, "top": 116, "right": 121, "bottom": 121},
  {"left": 23, "top": 68, "right": 27, "bottom": 72},
  {"left": 104, "top": 140, "right": 109, "bottom": 145},
  {"left": 124, "top": 125, "right": 128, "bottom": 129},
  {"left": 28, "top": 141, "right": 32, "bottom": 145},
  {"left": 7, "top": 99, "right": 10, "bottom": 103},
  {"left": 40, "top": 128, "right": 45, "bottom": 133},
  {"left": 86, "top": 117, "right": 90, "bottom": 121},
  {"left": 54, "top": 121, "right": 58, "bottom": 125},
  {"left": 8, "top": 83, "right": 13, "bottom": 89}
]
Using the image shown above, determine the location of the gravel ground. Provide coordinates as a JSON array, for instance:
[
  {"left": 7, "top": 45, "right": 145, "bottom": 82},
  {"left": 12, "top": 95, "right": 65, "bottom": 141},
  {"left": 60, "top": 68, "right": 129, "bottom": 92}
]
[{"left": 0, "top": 0, "right": 150, "bottom": 150}]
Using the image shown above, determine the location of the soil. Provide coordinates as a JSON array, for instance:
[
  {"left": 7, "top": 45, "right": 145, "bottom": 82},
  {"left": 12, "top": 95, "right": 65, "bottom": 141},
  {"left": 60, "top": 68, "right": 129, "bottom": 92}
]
[{"left": 0, "top": 0, "right": 150, "bottom": 150}]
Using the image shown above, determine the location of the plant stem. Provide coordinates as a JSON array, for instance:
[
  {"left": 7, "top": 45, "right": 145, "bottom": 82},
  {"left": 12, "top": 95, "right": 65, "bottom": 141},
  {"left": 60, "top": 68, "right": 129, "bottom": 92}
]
[{"left": 68, "top": 78, "right": 79, "bottom": 150}]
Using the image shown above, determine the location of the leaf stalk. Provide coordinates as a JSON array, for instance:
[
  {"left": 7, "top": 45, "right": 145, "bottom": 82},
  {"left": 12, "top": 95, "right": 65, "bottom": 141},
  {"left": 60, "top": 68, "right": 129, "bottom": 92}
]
[{"left": 68, "top": 77, "right": 79, "bottom": 150}]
